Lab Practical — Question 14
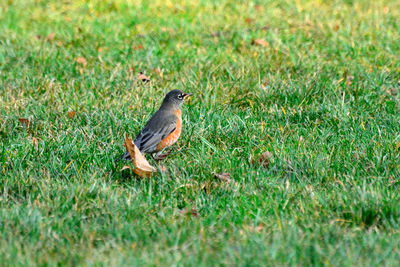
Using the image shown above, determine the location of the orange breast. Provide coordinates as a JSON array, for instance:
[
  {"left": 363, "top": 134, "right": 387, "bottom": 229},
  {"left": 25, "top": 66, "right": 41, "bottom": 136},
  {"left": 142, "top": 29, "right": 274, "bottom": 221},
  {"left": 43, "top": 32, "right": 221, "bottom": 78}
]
[{"left": 157, "top": 109, "right": 182, "bottom": 151}]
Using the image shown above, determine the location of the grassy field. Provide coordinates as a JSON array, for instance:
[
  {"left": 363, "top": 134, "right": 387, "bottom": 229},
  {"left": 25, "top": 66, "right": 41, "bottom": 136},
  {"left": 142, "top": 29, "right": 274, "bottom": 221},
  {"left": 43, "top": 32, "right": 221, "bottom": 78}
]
[{"left": 1, "top": 0, "right": 400, "bottom": 265}]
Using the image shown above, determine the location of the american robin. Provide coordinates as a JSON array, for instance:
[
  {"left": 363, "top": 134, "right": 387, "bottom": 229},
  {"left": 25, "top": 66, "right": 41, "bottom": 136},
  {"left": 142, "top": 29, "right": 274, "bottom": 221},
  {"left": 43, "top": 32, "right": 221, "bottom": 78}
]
[{"left": 120, "top": 89, "right": 192, "bottom": 160}]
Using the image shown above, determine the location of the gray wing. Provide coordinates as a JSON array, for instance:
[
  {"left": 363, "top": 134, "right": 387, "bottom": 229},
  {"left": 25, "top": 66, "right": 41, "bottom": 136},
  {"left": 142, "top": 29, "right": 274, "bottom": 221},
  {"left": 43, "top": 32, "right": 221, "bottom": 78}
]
[{"left": 134, "top": 112, "right": 177, "bottom": 153}]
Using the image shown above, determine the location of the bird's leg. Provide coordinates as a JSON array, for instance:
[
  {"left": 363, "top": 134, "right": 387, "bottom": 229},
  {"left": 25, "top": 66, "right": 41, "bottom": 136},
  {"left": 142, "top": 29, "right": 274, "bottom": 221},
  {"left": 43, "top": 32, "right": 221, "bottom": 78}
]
[{"left": 152, "top": 150, "right": 171, "bottom": 160}]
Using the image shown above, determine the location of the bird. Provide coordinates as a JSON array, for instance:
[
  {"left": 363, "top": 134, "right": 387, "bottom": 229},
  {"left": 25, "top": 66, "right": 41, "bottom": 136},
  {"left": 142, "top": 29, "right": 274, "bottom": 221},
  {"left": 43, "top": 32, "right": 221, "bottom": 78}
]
[{"left": 120, "top": 89, "right": 192, "bottom": 160}]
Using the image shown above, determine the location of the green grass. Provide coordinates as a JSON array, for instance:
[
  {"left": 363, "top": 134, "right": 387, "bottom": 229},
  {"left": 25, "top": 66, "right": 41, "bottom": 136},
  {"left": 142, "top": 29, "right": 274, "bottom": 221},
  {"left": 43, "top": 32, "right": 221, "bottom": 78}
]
[{"left": 1, "top": 0, "right": 400, "bottom": 265}]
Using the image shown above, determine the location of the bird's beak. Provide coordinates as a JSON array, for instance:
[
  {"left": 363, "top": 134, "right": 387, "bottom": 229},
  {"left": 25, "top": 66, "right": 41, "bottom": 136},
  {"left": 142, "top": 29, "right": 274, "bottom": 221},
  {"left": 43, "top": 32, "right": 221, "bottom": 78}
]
[{"left": 183, "top": 93, "right": 193, "bottom": 99}]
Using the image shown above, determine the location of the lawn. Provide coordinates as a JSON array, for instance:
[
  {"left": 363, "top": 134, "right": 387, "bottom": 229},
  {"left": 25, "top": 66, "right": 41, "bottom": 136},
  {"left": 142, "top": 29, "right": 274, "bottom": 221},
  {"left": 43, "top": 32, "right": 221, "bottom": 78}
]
[{"left": 1, "top": 0, "right": 400, "bottom": 265}]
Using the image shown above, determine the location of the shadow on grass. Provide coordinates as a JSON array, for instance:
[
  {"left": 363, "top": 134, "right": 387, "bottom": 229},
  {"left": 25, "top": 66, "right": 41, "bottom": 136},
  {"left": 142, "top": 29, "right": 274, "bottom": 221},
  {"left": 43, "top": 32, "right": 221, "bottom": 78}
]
[{"left": 334, "top": 200, "right": 399, "bottom": 229}]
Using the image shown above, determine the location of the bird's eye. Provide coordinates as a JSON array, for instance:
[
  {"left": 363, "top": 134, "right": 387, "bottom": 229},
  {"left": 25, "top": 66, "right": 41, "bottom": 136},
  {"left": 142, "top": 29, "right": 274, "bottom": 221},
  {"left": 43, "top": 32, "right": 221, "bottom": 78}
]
[{"left": 177, "top": 94, "right": 183, "bottom": 100}]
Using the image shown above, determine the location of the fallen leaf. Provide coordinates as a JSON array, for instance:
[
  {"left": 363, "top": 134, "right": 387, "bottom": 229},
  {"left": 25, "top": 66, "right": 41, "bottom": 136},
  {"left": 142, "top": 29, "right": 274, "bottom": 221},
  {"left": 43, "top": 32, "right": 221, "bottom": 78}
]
[
  {"left": 261, "top": 78, "right": 269, "bottom": 90},
  {"left": 386, "top": 87, "right": 398, "bottom": 96},
  {"left": 18, "top": 118, "right": 31, "bottom": 127},
  {"left": 254, "top": 224, "right": 265, "bottom": 233},
  {"left": 210, "top": 32, "right": 221, "bottom": 38},
  {"left": 46, "top": 33, "right": 56, "bottom": 41},
  {"left": 333, "top": 25, "right": 340, "bottom": 31},
  {"left": 181, "top": 207, "right": 199, "bottom": 217},
  {"left": 132, "top": 44, "right": 144, "bottom": 50},
  {"left": 121, "top": 165, "right": 133, "bottom": 171},
  {"left": 346, "top": 75, "right": 354, "bottom": 85},
  {"left": 76, "top": 57, "right": 87, "bottom": 64},
  {"left": 137, "top": 72, "right": 150, "bottom": 83},
  {"left": 259, "top": 151, "right": 272, "bottom": 168},
  {"left": 124, "top": 133, "right": 156, "bottom": 177},
  {"left": 252, "top": 39, "right": 268, "bottom": 47},
  {"left": 68, "top": 111, "right": 76, "bottom": 118},
  {"left": 214, "top": 172, "right": 231, "bottom": 182},
  {"left": 245, "top": 18, "right": 254, "bottom": 24},
  {"left": 191, "top": 207, "right": 199, "bottom": 217},
  {"left": 252, "top": 151, "right": 272, "bottom": 168},
  {"left": 261, "top": 25, "right": 270, "bottom": 31}
]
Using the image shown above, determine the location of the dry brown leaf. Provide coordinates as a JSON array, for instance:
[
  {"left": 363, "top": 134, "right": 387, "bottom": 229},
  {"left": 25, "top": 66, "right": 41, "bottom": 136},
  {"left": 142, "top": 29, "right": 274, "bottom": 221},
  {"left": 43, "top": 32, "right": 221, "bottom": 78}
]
[
  {"left": 261, "top": 25, "right": 270, "bottom": 31},
  {"left": 210, "top": 32, "right": 221, "bottom": 38},
  {"left": 181, "top": 207, "right": 189, "bottom": 215},
  {"left": 181, "top": 207, "right": 199, "bottom": 217},
  {"left": 252, "top": 151, "right": 272, "bottom": 168},
  {"left": 258, "top": 151, "right": 272, "bottom": 168},
  {"left": 346, "top": 75, "right": 354, "bottom": 85},
  {"left": 255, "top": 224, "right": 264, "bottom": 233},
  {"left": 76, "top": 57, "right": 87, "bottom": 64},
  {"left": 132, "top": 44, "right": 144, "bottom": 50},
  {"left": 18, "top": 118, "right": 31, "bottom": 127},
  {"left": 252, "top": 39, "right": 268, "bottom": 47},
  {"left": 386, "top": 87, "right": 398, "bottom": 97},
  {"left": 121, "top": 165, "right": 133, "bottom": 171},
  {"left": 191, "top": 208, "right": 199, "bottom": 217},
  {"left": 137, "top": 72, "right": 150, "bottom": 83},
  {"left": 214, "top": 172, "right": 231, "bottom": 182},
  {"left": 333, "top": 25, "right": 340, "bottom": 32},
  {"left": 46, "top": 33, "right": 56, "bottom": 41},
  {"left": 245, "top": 17, "right": 254, "bottom": 24},
  {"left": 68, "top": 111, "right": 76, "bottom": 118},
  {"left": 124, "top": 133, "right": 156, "bottom": 177},
  {"left": 261, "top": 78, "right": 269, "bottom": 90}
]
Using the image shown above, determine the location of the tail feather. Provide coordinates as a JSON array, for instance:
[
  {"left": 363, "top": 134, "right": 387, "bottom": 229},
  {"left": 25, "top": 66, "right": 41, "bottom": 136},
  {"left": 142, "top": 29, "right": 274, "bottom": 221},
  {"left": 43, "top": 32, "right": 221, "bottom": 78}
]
[
  {"left": 116, "top": 140, "right": 141, "bottom": 163},
  {"left": 121, "top": 151, "right": 131, "bottom": 160},
  {"left": 115, "top": 151, "right": 131, "bottom": 163}
]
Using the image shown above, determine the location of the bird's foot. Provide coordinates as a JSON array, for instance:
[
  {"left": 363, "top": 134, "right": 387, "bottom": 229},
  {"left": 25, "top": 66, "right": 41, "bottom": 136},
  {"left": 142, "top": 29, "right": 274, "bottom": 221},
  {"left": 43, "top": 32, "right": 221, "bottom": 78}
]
[{"left": 153, "top": 150, "right": 171, "bottom": 160}]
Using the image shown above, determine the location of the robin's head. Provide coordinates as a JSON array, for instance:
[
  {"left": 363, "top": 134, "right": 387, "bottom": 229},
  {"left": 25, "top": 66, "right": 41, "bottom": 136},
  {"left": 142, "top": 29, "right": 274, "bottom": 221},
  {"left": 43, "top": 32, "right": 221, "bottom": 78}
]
[{"left": 161, "top": 89, "right": 192, "bottom": 109}]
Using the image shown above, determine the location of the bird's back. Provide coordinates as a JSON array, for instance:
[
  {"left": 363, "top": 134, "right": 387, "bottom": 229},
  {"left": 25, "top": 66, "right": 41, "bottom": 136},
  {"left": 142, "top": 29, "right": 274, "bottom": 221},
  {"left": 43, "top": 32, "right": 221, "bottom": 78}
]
[{"left": 134, "top": 108, "right": 179, "bottom": 153}]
